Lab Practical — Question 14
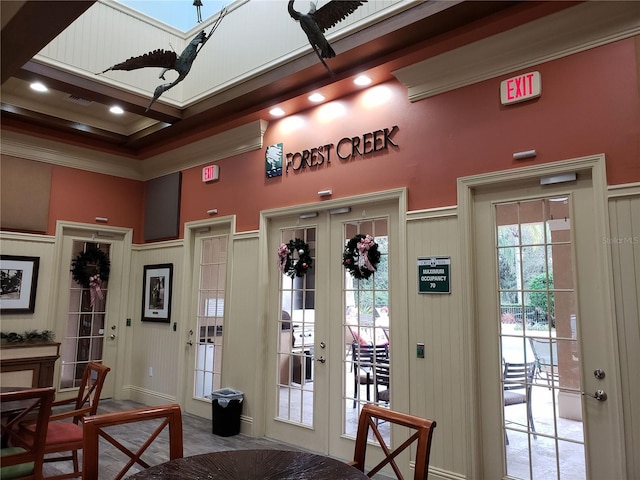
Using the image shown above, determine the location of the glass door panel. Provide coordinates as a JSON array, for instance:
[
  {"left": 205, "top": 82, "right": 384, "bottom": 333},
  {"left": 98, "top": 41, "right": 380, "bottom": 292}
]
[
  {"left": 277, "top": 226, "right": 316, "bottom": 426},
  {"left": 497, "top": 197, "right": 585, "bottom": 479},
  {"left": 342, "top": 218, "right": 390, "bottom": 448},
  {"left": 61, "top": 241, "right": 110, "bottom": 389}
]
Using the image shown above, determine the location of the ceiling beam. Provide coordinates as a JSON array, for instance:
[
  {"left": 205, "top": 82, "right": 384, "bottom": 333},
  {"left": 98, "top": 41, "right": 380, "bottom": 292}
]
[{"left": 1, "top": 1, "right": 96, "bottom": 84}]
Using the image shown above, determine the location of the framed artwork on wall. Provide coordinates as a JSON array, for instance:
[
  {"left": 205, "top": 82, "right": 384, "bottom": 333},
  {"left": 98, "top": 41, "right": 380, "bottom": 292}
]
[
  {"left": 0, "top": 255, "right": 40, "bottom": 313},
  {"left": 141, "top": 263, "right": 173, "bottom": 323}
]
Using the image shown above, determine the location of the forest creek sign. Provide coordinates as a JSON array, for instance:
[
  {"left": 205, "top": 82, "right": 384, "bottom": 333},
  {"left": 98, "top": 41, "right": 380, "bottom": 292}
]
[{"left": 284, "top": 125, "right": 399, "bottom": 173}]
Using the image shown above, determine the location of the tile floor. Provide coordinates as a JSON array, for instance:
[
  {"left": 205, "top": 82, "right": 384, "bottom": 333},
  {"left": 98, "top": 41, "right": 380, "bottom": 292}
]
[
  {"left": 42, "top": 399, "right": 394, "bottom": 479},
  {"left": 41, "top": 399, "right": 302, "bottom": 479}
]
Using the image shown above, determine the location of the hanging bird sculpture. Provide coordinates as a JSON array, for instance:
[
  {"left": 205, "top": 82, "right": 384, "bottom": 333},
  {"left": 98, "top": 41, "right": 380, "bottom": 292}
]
[
  {"left": 288, "top": 0, "right": 367, "bottom": 76},
  {"left": 98, "top": 8, "right": 226, "bottom": 111}
]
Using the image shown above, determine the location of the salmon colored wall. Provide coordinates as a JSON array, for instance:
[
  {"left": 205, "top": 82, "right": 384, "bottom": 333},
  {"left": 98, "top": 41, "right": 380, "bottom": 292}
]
[
  {"left": 48, "top": 166, "right": 144, "bottom": 242},
  {"left": 181, "top": 38, "right": 640, "bottom": 234}
]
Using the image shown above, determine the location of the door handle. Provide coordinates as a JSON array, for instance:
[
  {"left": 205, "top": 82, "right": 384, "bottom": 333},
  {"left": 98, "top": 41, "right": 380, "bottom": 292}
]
[
  {"left": 315, "top": 356, "right": 326, "bottom": 363},
  {"left": 109, "top": 334, "right": 116, "bottom": 340},
  {"left": 582, "top": 389, "right": 607, "bottom": 402}
]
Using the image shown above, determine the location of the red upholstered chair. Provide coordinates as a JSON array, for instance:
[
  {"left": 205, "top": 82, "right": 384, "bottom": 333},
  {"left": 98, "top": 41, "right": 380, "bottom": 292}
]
[
  {"left": 82, "top": 403, "right": 183, "bottom": 480},
  {"left": 349, "top": 403, "right": 437, "bottom": 479},
  {"left": 1, "top": 387, "right": 55, "bottom": 480},
  {"left": 15, "top": 362, "right": 110, "bottom": 480}
]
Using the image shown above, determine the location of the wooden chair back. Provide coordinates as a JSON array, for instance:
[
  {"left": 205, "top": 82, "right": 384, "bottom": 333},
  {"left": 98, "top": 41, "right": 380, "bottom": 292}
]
[
  {"left": 63, "top": 362, "right": 111, "bottom": 424},
  {"left": 14, "top": 362, "right": 110, "bottom": 480},
  {"left": 350, "top": 403, "right": 436, "bottom": 479},
  {"left": 1, "top": 387, "right": 55, "bottom": 480},
  {"left": 82, "top": 403, "right": 183, "bottom": 480}
]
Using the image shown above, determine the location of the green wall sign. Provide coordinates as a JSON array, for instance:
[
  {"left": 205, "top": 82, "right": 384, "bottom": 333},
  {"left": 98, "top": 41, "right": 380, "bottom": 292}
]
[{"left": 418, "top": 257, "right": 451, "bottom": 294}]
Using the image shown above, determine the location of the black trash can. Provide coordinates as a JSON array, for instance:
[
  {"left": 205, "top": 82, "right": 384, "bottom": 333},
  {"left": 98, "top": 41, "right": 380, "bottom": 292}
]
[{"left": 209, "top": 388, "right": 243, "bottom": 437}]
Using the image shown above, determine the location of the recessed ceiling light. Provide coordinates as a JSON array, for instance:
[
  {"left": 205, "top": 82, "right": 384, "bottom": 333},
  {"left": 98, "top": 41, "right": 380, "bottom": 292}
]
[
  {"left": 30, "top": 82, "right": 48, "bottom": 92},
  {"left": 308, "top": 93, "right": 325, "bottom": 103},
  {"left": 109, "top": 106, "right": 124, "bottom": 114},
  {"left": 354, "top": 75, "right": 372, "bottom": 86},
  {"left": 269, "top": 107, "right": 285, "bottom": 117}
]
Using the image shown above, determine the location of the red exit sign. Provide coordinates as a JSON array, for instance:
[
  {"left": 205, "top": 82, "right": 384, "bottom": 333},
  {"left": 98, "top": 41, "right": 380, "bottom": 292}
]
[
  {"left": 500, "top": 71, "right": 541, "bottom": 105},
  {"left": 202, "top": 164, "right": 219, "bottom": 183}
]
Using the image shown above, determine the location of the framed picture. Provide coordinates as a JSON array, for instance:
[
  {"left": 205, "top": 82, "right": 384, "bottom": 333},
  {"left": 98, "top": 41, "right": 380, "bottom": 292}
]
[
  {"left": 141, "top": 263, "right": 173, "bottom": 323},
  {"left": 0, "top": 255, "right": 40, "bottom": 313}
]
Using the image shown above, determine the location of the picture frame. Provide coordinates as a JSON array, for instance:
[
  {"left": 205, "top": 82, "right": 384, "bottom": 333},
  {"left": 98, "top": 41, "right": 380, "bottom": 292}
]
[
  {"left": 141, "top": 263, "right": 173, "bottom": 323},
  {"left": 0, "top": 255, "right": 40, "bottom": 314}
]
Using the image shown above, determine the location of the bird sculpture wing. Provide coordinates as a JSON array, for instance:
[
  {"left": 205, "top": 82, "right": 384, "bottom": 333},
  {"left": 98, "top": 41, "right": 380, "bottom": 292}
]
[
  {"left": 100, "top": 49, "right": 177, "bottom": 73},
  {"left": 312, "top": 0, "right": 367, "bottom": 32}
]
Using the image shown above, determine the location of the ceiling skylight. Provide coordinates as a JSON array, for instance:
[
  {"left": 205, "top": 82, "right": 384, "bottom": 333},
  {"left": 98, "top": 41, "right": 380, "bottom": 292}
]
[{"left": 117, "top": 0, "right": 232, "bottom": 32}]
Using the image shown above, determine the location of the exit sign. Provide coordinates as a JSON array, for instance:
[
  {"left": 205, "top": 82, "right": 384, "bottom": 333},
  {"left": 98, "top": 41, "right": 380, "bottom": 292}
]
[
  {"left": 500, "top": 71, "right": 541, "bottom": 105},
  {"left": 202, "top": 164, "right": 219, "bottom": 183}
]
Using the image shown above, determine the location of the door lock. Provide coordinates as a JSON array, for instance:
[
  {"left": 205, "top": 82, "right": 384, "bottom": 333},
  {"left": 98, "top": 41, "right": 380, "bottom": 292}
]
[{"left": 582, "top": 389, "right": 607, "bottom": 402}]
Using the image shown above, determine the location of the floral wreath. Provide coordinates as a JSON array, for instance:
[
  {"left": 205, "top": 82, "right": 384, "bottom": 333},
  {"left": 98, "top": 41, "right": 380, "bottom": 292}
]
[
  {"left": 342, "top": 234, "right": 380, "bottom": 280},
  {"left": 278, "top": 238, "right": 313, "bottom": 278},
  {"left": 71, "top": 248, "right": 110, "bottom": 307}
]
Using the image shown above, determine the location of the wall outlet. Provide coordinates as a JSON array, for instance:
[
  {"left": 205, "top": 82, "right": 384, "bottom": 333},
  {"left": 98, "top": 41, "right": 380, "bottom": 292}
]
[{"left": 148, "top": 367, "right": 153, "bottom": 377}]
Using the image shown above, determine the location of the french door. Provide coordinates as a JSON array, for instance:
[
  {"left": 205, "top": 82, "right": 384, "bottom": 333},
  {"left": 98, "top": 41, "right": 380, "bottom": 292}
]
[
  {"left": 265, "top": 195, "right": 402, "bottom": 462},
  {"left": 184, "top": 224, "right": 231, "bottom": 418},
  {"left": 463, "top": 157, "right": 625, "bottom": 479},
  {"left": 54, "top": 224, "right": 131, "bottom": 400}
]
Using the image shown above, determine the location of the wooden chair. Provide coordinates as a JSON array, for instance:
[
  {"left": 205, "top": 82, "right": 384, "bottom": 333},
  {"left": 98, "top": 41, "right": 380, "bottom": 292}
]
[
  {"left": 1, "top": 387, "right": 55, "bottom": 480},
  {"left": 352, "top": 344, "right": 388, "bottom": 407},
  {"left": 350, "top": 403, "right": 436, "bottom": 479},
  {"left": 15, "top": 362, "right": 110, "bottom": 479},
  {"left": 503, "top": 361, "right": 537, "bottom": 441},
  {"left": 82, "top": 403, "right": 183, "bottom": 480}
]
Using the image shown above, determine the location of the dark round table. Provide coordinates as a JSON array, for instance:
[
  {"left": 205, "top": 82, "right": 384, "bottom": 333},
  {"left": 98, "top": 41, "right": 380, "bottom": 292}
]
[{"left": 127, "top": 449, "right": 369, "bottom": 479}]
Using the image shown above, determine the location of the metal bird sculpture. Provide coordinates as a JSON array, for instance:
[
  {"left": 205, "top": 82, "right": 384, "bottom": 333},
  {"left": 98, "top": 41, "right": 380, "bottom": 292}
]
[
  {"left": 194, "top": 0, "right": 203, "bottom": 23},
  {"left": 98, "top": 8, "right": 227, "bottom": 111},
  {"left": 288, "top": 0, "right": 367, "bottom": 76}
]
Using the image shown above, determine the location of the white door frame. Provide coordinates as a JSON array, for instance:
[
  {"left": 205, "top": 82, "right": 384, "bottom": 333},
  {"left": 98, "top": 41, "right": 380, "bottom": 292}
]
[{"left": 457, "top": 154, "right": 625, "bottom": 478}]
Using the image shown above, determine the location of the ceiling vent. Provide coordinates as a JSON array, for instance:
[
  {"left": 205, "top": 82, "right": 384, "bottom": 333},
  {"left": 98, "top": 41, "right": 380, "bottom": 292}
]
[{"left": 65, "top": 94, "right": 92, "bottom": 106}]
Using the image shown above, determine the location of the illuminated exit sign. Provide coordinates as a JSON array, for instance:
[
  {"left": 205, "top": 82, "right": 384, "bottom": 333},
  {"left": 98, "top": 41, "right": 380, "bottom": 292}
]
[
  {"left": 500, "top": 71, "right": 541, "bottom": 105},
  {"left": 202, "top": 164, "right": 219, "bottom": 183}
]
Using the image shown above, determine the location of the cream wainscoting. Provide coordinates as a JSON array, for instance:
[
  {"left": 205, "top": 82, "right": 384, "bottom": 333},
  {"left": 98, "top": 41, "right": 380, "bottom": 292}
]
[
  {"left": 124, "top": 240, "right": 184, "bottom": 405},
  {"left": 0, "top": 232, "right": 57, "bottom": 332},
  {"left": 607, "top": 183, "right": 640, "bottom": 480},
  {"left": 406, "top": 206, "right": 466, "bottom": 480}
]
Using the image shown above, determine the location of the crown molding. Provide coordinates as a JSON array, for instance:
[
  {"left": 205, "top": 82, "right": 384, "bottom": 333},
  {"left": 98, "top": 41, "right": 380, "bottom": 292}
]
[
  {"left": 140, "top": 119, "right": 268, "bottom": 180},
  {"left": 0, "top": 129, "right": 143, "bottom": 179},
  {"left": 393, "top": 1, "right": 640, "bottom": 102},
  {"left": 0, "top": 119, "right": 268, "bottom": 181}
]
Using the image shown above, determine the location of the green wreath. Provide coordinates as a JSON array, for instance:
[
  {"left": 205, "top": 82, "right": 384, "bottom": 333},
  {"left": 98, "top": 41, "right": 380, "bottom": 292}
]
[
  {"left": 342, "top": 234, "right": 380, "bottom": 280},
  {"left": 278, "top": 238, "right": 313, "bottom": 278},
  {"left": 71, "top": 248, "right": 110, "bottom": 288}
]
